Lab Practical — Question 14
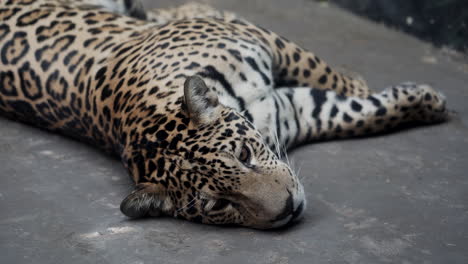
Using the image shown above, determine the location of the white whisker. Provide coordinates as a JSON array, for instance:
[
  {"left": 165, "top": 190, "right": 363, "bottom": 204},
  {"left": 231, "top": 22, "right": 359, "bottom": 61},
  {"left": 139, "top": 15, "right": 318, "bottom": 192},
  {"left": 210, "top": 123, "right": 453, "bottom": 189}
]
[
  {"left": 270, "top": 128, "right": 282, "bottom": 159},
  {"left": 296, "top": 161, "right": 305, "bottom": 181},
  {"left": 176, "top": 193, "right": 198, "bottom": 213}
]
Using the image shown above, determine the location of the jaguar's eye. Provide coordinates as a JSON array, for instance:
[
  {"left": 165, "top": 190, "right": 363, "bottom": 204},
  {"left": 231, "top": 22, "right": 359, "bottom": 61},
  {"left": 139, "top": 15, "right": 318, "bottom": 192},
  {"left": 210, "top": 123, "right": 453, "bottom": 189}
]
[
  {"left": 239, "top": 145, "right": 251, "bottom": 164},
  {"left": 211, "top": 198, "right": 231, "bottom": 211}
]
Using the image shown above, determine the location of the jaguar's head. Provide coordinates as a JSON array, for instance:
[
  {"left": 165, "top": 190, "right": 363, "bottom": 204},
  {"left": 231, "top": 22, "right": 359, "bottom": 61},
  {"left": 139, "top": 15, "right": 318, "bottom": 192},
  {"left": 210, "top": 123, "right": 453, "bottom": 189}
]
[{"left": 120, "top": 76, "right": 305, "bottom": 229}]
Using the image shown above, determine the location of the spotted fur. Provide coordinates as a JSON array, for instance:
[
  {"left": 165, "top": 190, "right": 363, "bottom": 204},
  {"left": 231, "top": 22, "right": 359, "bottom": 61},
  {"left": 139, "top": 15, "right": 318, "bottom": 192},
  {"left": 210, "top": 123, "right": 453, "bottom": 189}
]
[{"left": 0, "top": 0, "right": 448, "bottom": 229}]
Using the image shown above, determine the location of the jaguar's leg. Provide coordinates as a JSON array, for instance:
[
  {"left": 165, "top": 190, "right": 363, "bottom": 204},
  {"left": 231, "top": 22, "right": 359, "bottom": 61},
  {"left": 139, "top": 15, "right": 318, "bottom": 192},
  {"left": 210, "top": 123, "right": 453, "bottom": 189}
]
[
  {"left": 146, "top": 3, "right": 369, "bottom": 98},
  {"left": 270, "top": 45, "right": 370, "bottom": 98},
  {"left": 233, "top": 26, "right": 370, "bottom": 98},
  {"left": 70, "top": 1, "right": 230, "bottom": 22},
  {"left": 248, "top": 83, "right": 448, "bottom": 150},
  {"left": 71, "top": 0, "right": 147, "bottom": 19},
  {"left": 273, "top": 42, "right": 370, "bottom": 98},
  {"left": 144, "top": 3, "right": 238, "bottom": 25}
]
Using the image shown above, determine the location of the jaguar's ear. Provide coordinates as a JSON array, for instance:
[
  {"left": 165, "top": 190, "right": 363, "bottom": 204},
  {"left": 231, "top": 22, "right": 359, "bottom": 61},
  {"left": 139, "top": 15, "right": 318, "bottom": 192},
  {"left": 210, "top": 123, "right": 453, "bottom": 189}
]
[
  {"left": 120, "top": 183, "right": 172, "bottom": 218},
  {"left": 184, "top": 75, "right": 222, "bottom": 125}
]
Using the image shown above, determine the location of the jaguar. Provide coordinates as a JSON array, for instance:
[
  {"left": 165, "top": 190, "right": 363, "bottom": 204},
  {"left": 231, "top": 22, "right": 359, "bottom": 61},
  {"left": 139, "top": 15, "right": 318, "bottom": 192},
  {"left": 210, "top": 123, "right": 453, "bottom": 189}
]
[{"left": 0, "top": 0, "right": 448, "bottom": 229}]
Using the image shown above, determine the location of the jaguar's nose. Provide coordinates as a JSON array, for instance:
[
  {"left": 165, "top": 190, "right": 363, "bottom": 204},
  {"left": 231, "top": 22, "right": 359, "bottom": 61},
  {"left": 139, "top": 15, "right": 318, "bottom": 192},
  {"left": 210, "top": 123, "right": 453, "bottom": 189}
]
[
  {"left": 271, "top": 191, "right": 294, "bottom": 223},
  {"left": 290, "top": 200, "right": 305, "bottom": 222},
  {"left": 271, "top": 190, "right": 305, "bottom": 225}
]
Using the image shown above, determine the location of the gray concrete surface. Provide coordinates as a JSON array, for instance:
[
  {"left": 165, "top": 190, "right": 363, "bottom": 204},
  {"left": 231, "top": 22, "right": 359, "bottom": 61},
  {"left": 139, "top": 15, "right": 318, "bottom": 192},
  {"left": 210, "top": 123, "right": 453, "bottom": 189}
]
[{"left": 1, "top": 0, "right": 468, "bottom": 263}]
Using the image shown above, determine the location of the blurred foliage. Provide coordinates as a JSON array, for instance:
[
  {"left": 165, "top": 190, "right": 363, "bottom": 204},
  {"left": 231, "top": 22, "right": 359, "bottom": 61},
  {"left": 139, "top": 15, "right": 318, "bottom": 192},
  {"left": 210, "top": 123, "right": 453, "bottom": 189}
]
[{"left": 329, "top": 0, "right": 468, "bottom": 53}]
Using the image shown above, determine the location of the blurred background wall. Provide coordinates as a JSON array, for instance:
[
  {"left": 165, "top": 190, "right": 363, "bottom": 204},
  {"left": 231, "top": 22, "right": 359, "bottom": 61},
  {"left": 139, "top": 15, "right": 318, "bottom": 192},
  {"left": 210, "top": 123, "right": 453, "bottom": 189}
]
[{"left": 329, "top": 0, "right": 468, "bottom": 53}]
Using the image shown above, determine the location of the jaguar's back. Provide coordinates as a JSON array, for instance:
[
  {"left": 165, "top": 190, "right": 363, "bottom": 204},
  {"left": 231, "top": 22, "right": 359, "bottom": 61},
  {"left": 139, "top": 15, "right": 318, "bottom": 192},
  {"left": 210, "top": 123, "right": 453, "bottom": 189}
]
[{"left": 0, "top": 0, "right": 153, "bottom": 148}]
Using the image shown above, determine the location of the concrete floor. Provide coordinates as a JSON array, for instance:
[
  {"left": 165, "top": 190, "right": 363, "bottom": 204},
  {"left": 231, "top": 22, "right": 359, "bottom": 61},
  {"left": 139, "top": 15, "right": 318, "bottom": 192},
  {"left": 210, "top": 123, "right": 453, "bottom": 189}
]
[{"left": 1, "top": 0, "right": 468, "bottom": 263}]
